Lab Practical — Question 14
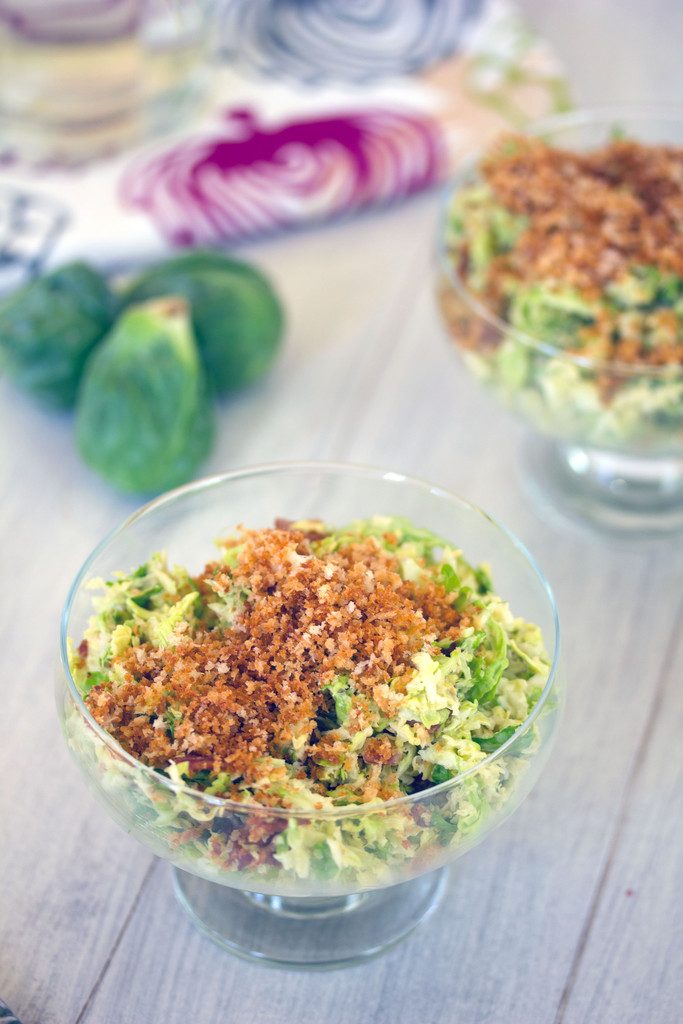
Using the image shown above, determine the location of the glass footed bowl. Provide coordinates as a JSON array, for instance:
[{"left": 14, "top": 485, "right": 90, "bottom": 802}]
[
  {"left": 436, "top": 107, "right": 683, "bottom": 536},
  {"left": 56, "top": 462, "right": 562, "bottom": 969}
]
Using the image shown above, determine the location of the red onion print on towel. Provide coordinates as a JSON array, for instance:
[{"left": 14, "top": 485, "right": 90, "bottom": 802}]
[{"left": 120, "top": 107, "right": 446, "bottom": 246}]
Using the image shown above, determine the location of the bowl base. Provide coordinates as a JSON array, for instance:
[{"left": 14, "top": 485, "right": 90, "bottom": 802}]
[
  {"left": 523, "top": 437, "right": 683, "bottom": 538},
  {"left": 172, "top": 866, "right": 448, "bottom": 970}
]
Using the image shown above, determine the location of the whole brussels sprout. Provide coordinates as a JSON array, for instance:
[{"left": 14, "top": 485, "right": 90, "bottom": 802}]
[
  {"left": 75, "top": 297, "right": 214, "bottom": 494},
  {"left": 0, "top": 261, "right": 116, "bottom": 408},
  {"left": 123, "top": 250, "right": 284, "bottom": 395},
  {"left": 126, "top": 249, "right": 251, "bottom": 278}
]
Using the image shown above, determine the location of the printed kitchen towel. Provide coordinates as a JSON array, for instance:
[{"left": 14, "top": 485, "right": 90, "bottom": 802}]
[{"left": 0, "top": 0, "right": 569, "bottom": 284}]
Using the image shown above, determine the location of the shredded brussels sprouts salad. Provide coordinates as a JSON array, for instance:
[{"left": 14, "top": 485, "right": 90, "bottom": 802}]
[
  {"left": 66, "top": 517, "right": 552, "bottom": 888},
  {"left": 442, "top": 134, "right": 683, "bottom": 453}
]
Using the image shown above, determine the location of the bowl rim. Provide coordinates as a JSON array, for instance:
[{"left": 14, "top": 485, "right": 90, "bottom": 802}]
[
  {"left": 59, "top": 460, "right": 561, "bottom": 820},
  {"left": 437, "top": 103, "right": 683, "bottom": 379}
]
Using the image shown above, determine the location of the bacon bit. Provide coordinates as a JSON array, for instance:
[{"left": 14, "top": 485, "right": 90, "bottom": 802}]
[
  {"left": 596, "top": 371, "right": 622, "bottom": 404},
  {"left": 168, "top": 825, "right": 206, "bottom": 849},
  {"left": 77, "top": 639, "right": 88, "bottom": 658},
  {"left": 362, "top": 735, "right": 395, "bottom": 765},
  {"left": 171, "top": 754, "right": 214, "bottom": 772},
  {"left": 274, "top": 517, "right": 329, "bottom": 541},
  {"left": 273, "top": 517, "right": 294, "bottom": 531},
  {"left": 245, "top": 815, "right": 287, "bottom": 844},
  {"left": 310, "top": 734, "right": 347, "bottom": 766},
  {"left": 411, "top": 804, "right": 431, "bottom": 827}
]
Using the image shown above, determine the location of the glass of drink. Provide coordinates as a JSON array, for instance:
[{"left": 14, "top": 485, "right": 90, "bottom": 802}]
[{"left": 0, "top": 0, "right": 214, "bottom": 164}]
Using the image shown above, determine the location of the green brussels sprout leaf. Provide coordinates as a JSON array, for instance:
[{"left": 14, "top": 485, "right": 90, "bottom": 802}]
[{"left": 75, "top": 297, "right": 214, "bottom": 493}]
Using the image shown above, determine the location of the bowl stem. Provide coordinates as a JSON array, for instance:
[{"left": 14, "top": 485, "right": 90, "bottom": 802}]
[
  {"left": 172, "top": 865, "right": 448, "bottom": 969},
  {"left": 523, "top": 436, "right": 683, "bottom": 535}
]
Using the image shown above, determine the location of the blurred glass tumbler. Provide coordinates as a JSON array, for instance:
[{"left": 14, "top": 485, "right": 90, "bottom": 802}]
[{"left": 0, "top": 0, "right": 213, "bottom": 163}]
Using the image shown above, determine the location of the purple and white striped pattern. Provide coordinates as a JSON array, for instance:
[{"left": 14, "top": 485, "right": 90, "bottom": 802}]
[{"left": 120, "top": 107, "right": 447, "bottom": 247}]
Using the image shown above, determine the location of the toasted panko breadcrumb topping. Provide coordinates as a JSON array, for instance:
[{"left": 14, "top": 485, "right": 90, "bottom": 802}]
[
  {"left": 86, "top": 527, "right": 467, "bottom": 789},
  {"left": 468, "top": 135, "right": 683, "bottom": 366},
  {"left": 483, "top": 135, "right": 683, "bottom": 292}
]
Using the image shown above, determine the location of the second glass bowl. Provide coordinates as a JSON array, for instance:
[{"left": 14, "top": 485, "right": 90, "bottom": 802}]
[{"left": 436, "top": 107, "right": 683, "bottom": 536}]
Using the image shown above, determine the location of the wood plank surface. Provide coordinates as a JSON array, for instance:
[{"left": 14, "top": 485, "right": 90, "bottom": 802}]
[{"left": 559, "top": 623, "right": 683, "bottom": 1024}]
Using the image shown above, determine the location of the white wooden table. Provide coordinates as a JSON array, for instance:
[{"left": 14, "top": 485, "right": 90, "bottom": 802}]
[{"left": 1, "top": 4, "right": 682, "bottom": 1021}]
